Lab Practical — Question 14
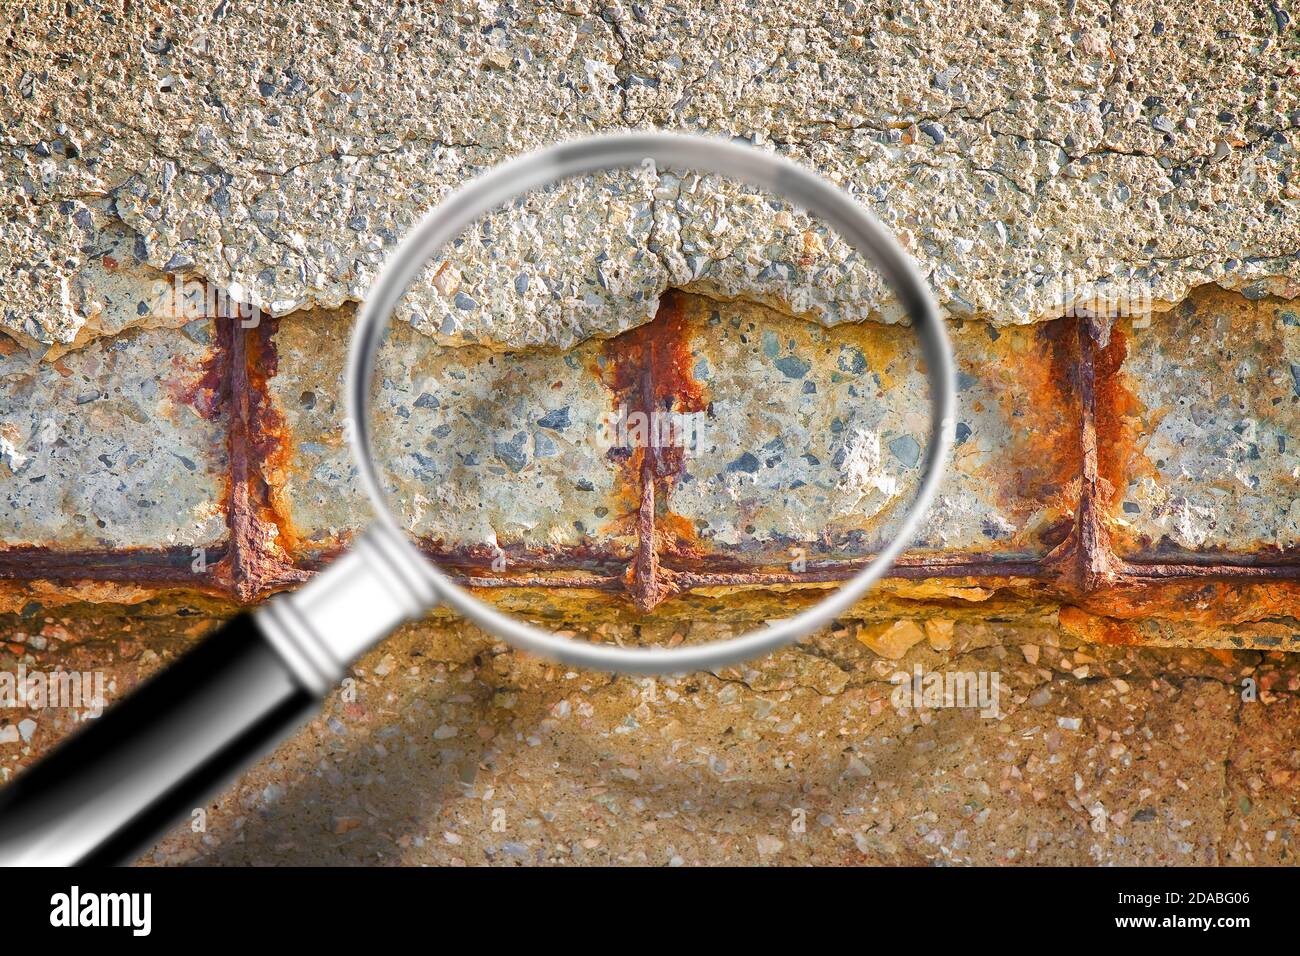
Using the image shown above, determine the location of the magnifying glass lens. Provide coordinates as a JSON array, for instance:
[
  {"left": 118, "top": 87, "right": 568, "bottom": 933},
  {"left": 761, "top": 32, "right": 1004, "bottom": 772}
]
[{"left": 366, "top": 157, "right": 938, "bottom": 655}]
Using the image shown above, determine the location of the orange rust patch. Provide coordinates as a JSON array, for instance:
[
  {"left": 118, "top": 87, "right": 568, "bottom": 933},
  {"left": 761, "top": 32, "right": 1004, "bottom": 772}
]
[
  {"left": 840, "top": 323, "right": 907, "bottom": 390},
  {"left": 656, "top": 509, "right": 705, "bottom": 557},
  {"left": 598, "top": 291, "right": 712, "bottom": 609},
  {"left": 1092, "top": 322, "right": 1157, "bottom": 516},
  {"left": 1080, "top": 579, "right": 1300, "bottom": 627},
  {"left": 1059, "top": 605, "right": 1140, "bottom": 645},
  {"left": 600, "top": 289, "right": 708, "bottom": 445},
  {"left": 1022, "top": 320, "right": 1083, "bottom": 508},
  {"left": 599, "top": 290, "right": 711, "bottom": 532},
  {"left": 243, "top": 318, "right": 299, "bottom": 557},
  {"left": 975, "top": 319, "right": 1083, "bottom": 544},
  {"left": 176, "top": 324, "right": 227, "bottom": 421}
]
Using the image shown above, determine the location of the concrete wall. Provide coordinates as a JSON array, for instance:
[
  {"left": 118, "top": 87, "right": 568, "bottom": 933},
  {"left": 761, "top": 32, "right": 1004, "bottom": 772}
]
[{"left": 2, "top": 0, "right": 1297, "bottom": 644}]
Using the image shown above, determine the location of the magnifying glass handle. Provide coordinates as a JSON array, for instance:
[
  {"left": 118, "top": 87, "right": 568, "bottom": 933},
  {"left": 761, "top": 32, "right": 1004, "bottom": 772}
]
[
  {"left": 0, "top": 612, "right": 315, "bottom": 866},
  {"left": 0, "top": 526, "right": 433, "bottom": 866}
]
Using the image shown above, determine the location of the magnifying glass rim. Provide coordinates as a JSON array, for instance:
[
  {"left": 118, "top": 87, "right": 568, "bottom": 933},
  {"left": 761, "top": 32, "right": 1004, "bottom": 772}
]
[{"left": 348, "top": 130, "right": 956, "bottom": 674}]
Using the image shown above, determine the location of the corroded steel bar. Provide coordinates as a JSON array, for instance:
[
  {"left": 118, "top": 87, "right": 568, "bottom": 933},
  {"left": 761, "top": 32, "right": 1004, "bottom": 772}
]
[
  {"left": 2, "top": 301, "right": 1295, "bottom": 618},
  {"left": 215, "top": 319, "right": 307, "bottom": 602},
  {"left": 451, "top": 574, "right": 625, "bottom": 590},
  {"left": 0, "top": 546, "right": 227, "bottom": 586},
  {"left": 1073, "top": 317, "right": 1122, "bottom": 594}
]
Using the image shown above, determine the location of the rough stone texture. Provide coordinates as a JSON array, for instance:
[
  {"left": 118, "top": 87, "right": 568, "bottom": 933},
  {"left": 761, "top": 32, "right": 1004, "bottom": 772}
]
[
  {"left": 4, "top": 602, "right": 1299, "bottom": 866},
  {"left": 669, "top": 295, "right": 931, "bottom": 559},
  {"left": 0, "top": 205, "right": 203, "bottom": 357},
  {"left": 3, "top": 0, "right": 1298, "bottom": 352},
  {"left": 0, "top": 322, "right": 227, "bottom": 549},
  {"left": 1, "top": 0, "right": 1299, "bottom": 870},
  {"left": 1099, "top": 286, "right": 1300, "bottom": 558},
  {"left": 409, "top": 168, "right": 664, "bottom": 347},
  {"left": 407, "top": 168, "right": 896, "bottom": 348}
]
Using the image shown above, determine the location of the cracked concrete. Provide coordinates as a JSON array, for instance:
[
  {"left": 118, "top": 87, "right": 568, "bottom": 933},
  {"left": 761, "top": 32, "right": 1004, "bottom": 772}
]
[{"left": 3, "top": 0, "right": 1298, "bottom": 352}]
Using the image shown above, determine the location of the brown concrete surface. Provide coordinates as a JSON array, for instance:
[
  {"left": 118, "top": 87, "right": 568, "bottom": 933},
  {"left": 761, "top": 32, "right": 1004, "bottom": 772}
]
[{"left": 2, "top": 602, "right": 1296, "bottom": 866}]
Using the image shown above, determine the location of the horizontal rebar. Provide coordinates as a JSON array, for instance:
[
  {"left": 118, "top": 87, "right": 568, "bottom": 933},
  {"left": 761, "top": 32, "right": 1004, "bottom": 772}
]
[{"left": 0, "top": 305, "right": 1296, "bottom": 621}]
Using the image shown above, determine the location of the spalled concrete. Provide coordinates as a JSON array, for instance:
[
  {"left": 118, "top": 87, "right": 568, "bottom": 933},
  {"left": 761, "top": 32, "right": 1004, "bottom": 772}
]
[
  {"left": 0, "top": 322, "right": 228, "bottom": 550},
  {"left": 0, "top": 0, "right": 1298, "bottom": 871},
  {"left": 1100, "top": 286, "right": 1300, "bottom": 557}
]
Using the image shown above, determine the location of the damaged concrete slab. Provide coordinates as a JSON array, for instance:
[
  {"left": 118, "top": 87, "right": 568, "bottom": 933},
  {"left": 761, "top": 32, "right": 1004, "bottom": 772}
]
[{"left": 3, "top": 1, "right": 1298, "bottom": 352}]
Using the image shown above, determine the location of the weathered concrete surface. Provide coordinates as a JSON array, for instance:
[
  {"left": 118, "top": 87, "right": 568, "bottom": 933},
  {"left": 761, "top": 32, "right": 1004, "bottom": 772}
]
[
  {"left": 667, "top": 295, "right": 1078, "bottom": 562},
  {"left": 5, "top": 603, "right": 1298, "bottom": 866},
  {"left": 1099, "top": 286, "right": 1300, "bottom": 558},
  {"left": 264, "top": 292, "right": 1081, "bottom": 567},
  {"left": 266, "top": 309, "right": 637, "bottom": 562},
  {"left": 0, "top": 204, "right": 202, "bottom": 357},
  {"left": 409, "top": 168, "right": 898, "bottom": 347},
  {"left": 409, "top": 168, "right": 664, "bottom": 348},
  {"left": 1, "top": 0, "right": 1299, "bottom": 872},
  {"left": 3, "top": 0, "right": 1297, "bottom": 353},
  {"left": 0, "top": 323, "right": 227, "bottom": 549}
]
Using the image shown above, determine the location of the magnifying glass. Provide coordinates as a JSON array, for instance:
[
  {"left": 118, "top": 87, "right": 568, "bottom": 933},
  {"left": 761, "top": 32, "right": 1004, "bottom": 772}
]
[{"left": 0, "top": 132, "right": 955, "bottom": 866}]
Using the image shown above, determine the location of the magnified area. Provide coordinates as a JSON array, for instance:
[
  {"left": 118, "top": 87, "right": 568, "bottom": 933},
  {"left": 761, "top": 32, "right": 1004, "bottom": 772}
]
[
  {"left": 393, "top": 164, "right": 896, "bottom": 349},
  {"left": 369, "top": 329, "right": 638, "bottom": 560},
  {"left": 363, "top": 163, "right": 951, "bottom": 642}
]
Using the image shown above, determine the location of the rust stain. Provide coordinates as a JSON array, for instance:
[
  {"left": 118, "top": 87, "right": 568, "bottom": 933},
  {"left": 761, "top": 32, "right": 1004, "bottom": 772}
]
[
  {"left": 1067, "top": 317, "right": 1126, "bottom": 595},
  {"left": 834, "top": 318, "right": 908, "bottom": 391},
  {"left": 600, "top": 292, "right": 691, "bottom": 403},
  {"left": 657, "top": 547, "right": 1052, "bottom": 578},
  {"left": 243, "top": 320, "right": 284, "bottom": 466},
  {"left": 600, "top": 290, "right": 710, "bottom": 610},
  {"left": 997, "top": 319, "right": 1082, "bottom": 539},
  {"left": 173, "top": 326, "right": 226, "bottom": 422},
  {"left": 1071, "top": 299, "right": 1299, "bottom": 619},
  {"left": 628, "top": 446, "right": 665, "bottom": 611},
  {"left": 0, "top": 579, "right": 211, "bottom": 616},
  {"left": 306, "top": 539, "right": 633, "bottom": 577},
  {"left": 213, "top": 317, "right": 306, "bottom": 602},
  {"left": 1078, "top": 579, "right": 1300, "bottom": 627},
  {"left": 0, "top": 545, "right": 228, "bottom": 589},
  {"left": 1090, "top": 321, "right": 1152, "bottom": 517},
  {"left": 1059, "top": 605, "right": 1140, "bottom": 646},
  {"left": 3, "top": 283, "right": 1298, "bottom": 646},
  {"left": 242, "top": 317, "right": 301, "bottom": 559},
  {"left": 656, "top": 510, "right": 708, "bottom": 560},
  {"left": 600, "top": 289, "right": 708, "bottom": 480},
  {"left": 452, "top": 573, "right": 623, "bottom": 590}
]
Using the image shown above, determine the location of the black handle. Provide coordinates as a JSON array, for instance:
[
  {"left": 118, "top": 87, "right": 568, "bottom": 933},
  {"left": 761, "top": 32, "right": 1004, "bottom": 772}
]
[{"left": 0, "top": 612, "right": 318, "bottom": 866}]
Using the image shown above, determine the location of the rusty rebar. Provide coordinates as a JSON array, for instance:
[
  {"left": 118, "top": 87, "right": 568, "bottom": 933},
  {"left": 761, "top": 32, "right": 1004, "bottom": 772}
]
[{"left": 2, "top": 300, "right": 1297, "bottom": 619}]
